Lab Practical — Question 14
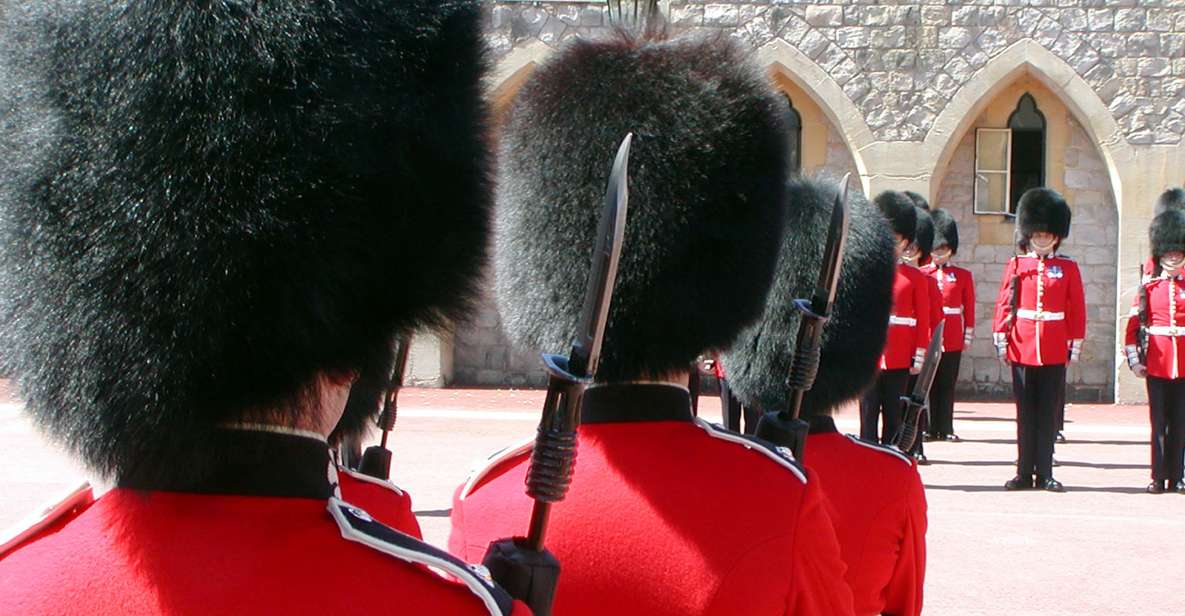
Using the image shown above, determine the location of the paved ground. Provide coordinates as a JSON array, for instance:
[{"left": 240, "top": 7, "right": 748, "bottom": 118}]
[{"left": 2, "top": 385, "right": 1182, "bottom": 615}]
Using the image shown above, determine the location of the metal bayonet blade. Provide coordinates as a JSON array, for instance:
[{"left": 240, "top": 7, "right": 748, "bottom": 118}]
[
  {"left": 912, "top": 321, "right": 945, "bottom": 399},
  {"left": 811, "top": 173, "right": 851, "bottom": 314},
  {"left": 568, "top": 133, "right": 632, "bottom": 378}
]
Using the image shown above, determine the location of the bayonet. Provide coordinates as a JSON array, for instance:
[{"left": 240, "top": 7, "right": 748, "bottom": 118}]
[
  {"left": 482, "top": 134, "right": 632, "bottom": 616},
  {"left": 895, "top": 322, "right": 945, "bottom": 452},
  {"left": 755, "top": 174, "right": 851, "bottom": 460}
]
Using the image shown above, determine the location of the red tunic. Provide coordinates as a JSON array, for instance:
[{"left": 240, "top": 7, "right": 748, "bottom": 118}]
[
  {"left": 805, "top": 417, "right": 927, "bottom": 616},
  {"left": 921, "top": 264, "right": 976, "bottom": 352},
  {"left": 1125, "top": 274, "right": 1185, "bottom": 380},
  {"left": 337, "top": 466, "right": 423, "bottom": 538},
  {"left": 0, "top": 430, "right": 526, "bottom": 616},
  {"left": 992, "top": 254, "right": 1086, "bottom": 366},
  {"left": 449, "top": 384, "right": 856, "bottom": 616},
  {"left": 881, "top": 264, "right": 932, "bottom": 370}
]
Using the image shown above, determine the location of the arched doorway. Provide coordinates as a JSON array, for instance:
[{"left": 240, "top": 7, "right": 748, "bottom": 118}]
[{"left": 933, "top": 74, "right": 1119, "bottom": 403}]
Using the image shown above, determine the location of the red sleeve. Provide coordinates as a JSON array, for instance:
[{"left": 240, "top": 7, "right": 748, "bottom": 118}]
[
  {"left": 1066, "top": 261, "right": 1086, "bottom": 340},
  {"left": 1124, "top": 290, "right": 1141, "bottom": 347},
  {"left": 928, "top": 280, "right": 942, "bottom": 339},
  {"left": 786, "top": 478, "right": 857, "bottom": 616},
  {"left": 992, "top": 258, "right": 1017, "bottom": 333},
  {"left": 912, "top": 274, "right": 931, "bottom": 351},
  {"left": 881, "top": 469, "right": 928, "bottom": 616},
  {"left": 962, "top": 269, "right": 976, "bottom": 331}
]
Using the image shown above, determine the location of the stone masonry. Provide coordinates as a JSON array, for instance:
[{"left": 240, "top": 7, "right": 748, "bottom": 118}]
[{"left": 450, "top": 1, "right": 1185, "bottom": 402}]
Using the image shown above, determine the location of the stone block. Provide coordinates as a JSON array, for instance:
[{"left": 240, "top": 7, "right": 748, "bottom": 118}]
[
  {"left": 939, "top": 26, "right": 974, "bottom": 49},
  {"left": 805, "top": 5, "right": 842, "bottom": 28},
  {"left": 1138, "top": 58, "right": 1171, "bottom": 78},
  {"left": 1147, "top": 10, "right": 1175, "bottom": 33},
  {"left": 1126, "top": 33, "right": 1160, "bottom": 57},
  {"left": 1114, "top": 8, "right": 1146, "bottom": 32},
  {"left": 1087, "top": 9, "right": 1114, "bottom": 32},
  {"left": 800, "top": 29, "right": 830, "bottom": 59},
  {"left": 834, "top": 26, "right": 868, "bottom": 49},
  {"left": 1060, "top": 9, "right": 1087, "bottom": 32},
  {"left": 703, "top": 4, "right": 739, "bottom": 27},
  {"left": 921, "top": 6, "right": 949, "bottom": 25},
  {"left": 669, "top": 5, "right": 704, "bottom": 27}
]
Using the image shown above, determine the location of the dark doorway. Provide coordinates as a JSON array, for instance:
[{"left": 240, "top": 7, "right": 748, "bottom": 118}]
[{"left": 1008, "top": 94, "right": 1046, "bottom": 214}]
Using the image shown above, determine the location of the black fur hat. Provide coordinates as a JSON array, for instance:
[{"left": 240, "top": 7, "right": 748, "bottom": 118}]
[
  {"left": 1151, "top": 210, "right": 1185, "bottom": 259},
  {"left": 874, "top": 191, "right": 918, "bottom": 241},
  {"left": 1155, "top": 187, "right": 1185, "bottom": 217},
  {"left": 495, "top": 32, "right": 789, "bottom": 382},
  {"left": 723, "top": 177, "right": 895, "bottom": 416},
  {"left": 904, "top": 191, "right": 931, "bottom": 211},
  {"left": 0, "top": 1, "right": 491, "bottom": 481},
  {"left": 913, "top": 206, "right": 935, "bottom": 262},
  {"left": 1016, "top": 187, "right": 1072, "bottom": 242},
  {"left": 931, "top": 208, "right": 960, "bottom": 254}
]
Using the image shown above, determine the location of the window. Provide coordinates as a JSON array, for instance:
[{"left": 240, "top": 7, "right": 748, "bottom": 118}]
[
  {"left": 973, "top": 93, "right": 1047, "bottom": 216},
  {"left": 783, "top": 94, "right": 802, "bottom": 175}
]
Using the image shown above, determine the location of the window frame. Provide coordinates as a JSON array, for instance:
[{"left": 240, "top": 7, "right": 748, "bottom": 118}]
[{"left": 973, "top": 127, "right": 1013, "bottom": 216}]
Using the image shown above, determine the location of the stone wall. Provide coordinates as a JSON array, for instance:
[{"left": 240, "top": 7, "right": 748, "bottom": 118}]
[
  {"left": 935, "top": 118, "right": 1117, "bottom": 402},
  {"left": 486, "top": 1, "right": 1185, "bottom": 146}
]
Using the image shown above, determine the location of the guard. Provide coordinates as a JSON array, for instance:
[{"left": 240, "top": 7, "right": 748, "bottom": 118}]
[
  {"left": 901, "top": 206, "right": 944, "bottom": 464},
  {"left": 993, "top": 188, "right": 1086, "bottom": 493},
  {"left": 726, "top": 178, "right": 927, "bottom": 616},
  {"left": 921, "top": 209, "right": 976, "bottom": 442},
  {"left": 449, "top": 29, "right": 855, "bottom": 615},
  {"left": 1124, "top": 205, "right": 1185, "bottom": 494},
  {"left": 861, "top": 192, "right": 931, "bottom": 444},
  {"left": 0, "top": 3, "right": 528, "bottom": 614},
  {"left": 1142, "top": 188, "right": 1185, "bottom": 277}
]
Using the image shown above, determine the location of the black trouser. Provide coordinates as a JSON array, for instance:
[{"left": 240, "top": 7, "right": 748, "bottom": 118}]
[
  {"left": 929, "top": 351, "right": 962, "bottom": 437},
  {"left": 1011, "top": 363, "right": 1065, "bottom": 480},
  {"left": 860, "top": 368, "right": 910, "bottom": 444},
  {"left": 905, "top": 374, "right": 928, "bottom": 457},
  {"left": 1146, "top": 376, "right": 1185, "bottom": 485},
  {"left": 719, "top": 378, "right": 742, "bottom": 431}
]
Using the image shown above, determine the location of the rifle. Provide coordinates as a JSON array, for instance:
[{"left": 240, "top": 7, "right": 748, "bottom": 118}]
[
  {"left": 1008, "top": 258, "right": 1021, "bottom": 333},
  {"left": 354, "top": 336, "right": 412, "bottom": 480},
  {"left": 1137, "top": 263, "right": 1150, "bottom": 365},
  {"left": 754, "top": 175, "right": 850, "bottom": 461},
  {"left": 895, "top": 323, "right": 944, "bottom": 452},
  {"left": 482, "top": 134, "right": 632, "bottom": 616}
]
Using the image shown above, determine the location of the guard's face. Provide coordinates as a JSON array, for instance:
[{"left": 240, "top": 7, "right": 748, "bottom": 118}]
[
  {"left": 901, "top": 241, "right": 920, "bottom": 263},
  {"left": 1030, "top": 232, "right": 1058, "bottom": 255},
  {"left": 893, "top": 234, "right": 910, "bottom": 259},
  {"left": 932, "top": 246, "right": 953, "bottom": 266},
  {"left": 1161, "top": 251, "right": 1185, "bottom": 273}
]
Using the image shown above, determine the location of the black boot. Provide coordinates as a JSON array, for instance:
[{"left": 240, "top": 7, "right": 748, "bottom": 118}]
[
  {"left": 1174, "top": 480, "right": 1185, "bottom": 494},
  {"left": 1005, "top": 475, "right": 1033, "bottom": 490},
  {"left": 1039, "top": 477, "right": 1065, "bottom": 492},
  {"left": 1147, "top": 481, "right": 1165, "bottom": 495}
]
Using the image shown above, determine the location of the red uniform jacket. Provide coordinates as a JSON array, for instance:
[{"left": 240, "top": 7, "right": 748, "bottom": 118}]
[
  {"left": 882, "top": 263, "right": 932, "bottom": 370},
  {"left": 0, "top": 430, "right": 526, "bottom": 616},
  {"left": 921, "top": 264, "right": 976, "bottom": 352},
  {"left": 992, "top": 254, "right": 1086, "bottom": 366},
  {"left": 450, "top": 383, "right": 856, "bottom": 616},
  {"left": 805, "top": 416, "right": 927, "bottom": 616},
  {"left": 337, "top": 466, "right": 423, "bottom": 538},
  {"left": 1125, "top": 274, "right": 1185, "bottom": 380}
]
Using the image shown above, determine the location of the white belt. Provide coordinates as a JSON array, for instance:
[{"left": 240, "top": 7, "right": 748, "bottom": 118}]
[
  {"left": 1016, "top": 309, "right": 1064, "bottom": 321},
  {"left": 1147, "top": 326, "right": 1185, "bottom": 337},
  {"left": 889, "top": 315, "right": 917, "bottom": 326},
  {"left": 943, "top": 307, "right": 964, "bottom": 316}
]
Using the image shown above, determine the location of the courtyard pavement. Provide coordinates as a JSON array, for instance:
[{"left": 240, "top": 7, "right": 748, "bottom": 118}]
[{"left": 1, "top": 384, "right": 1181, "bottom": 615}]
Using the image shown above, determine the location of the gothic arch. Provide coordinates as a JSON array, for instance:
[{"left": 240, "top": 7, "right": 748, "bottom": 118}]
[
  {"left": 925, "top": 39, "right": 1132, "bottom": 211},
  {"left": 757, "top": 38, "right": 873, "bottom": 194}
]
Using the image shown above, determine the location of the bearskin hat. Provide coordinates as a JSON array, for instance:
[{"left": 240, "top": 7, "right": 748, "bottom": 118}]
[
  {"left": 874, "top": 191, "right": 918, "bottom": 241},
  {"left": 723, "top": 177, "right": 895, "bottom": 416},
  {"left": 904, "top": 190, "right": 931, "bottom": 211},
  {"left": 931, "top": 208, "right": 959, "bottom": 254},
  {"left": 0, "top": 1, "right": 491, "bottom": 482},
  {"left": 1016, "top": 187, "right": 1072, "bottom": 241},
  {"left": 913, "top": 206, "right": 936, "bottom": 262},
  {"left": 1151, "top": 210, "right": 1185, "bottom": 259},
  {"left": 1154, "top": 187, "right": 1185, "bottom": 217},
  {"left": 495, "top": 31, "right": 790, "bottom": 382}
]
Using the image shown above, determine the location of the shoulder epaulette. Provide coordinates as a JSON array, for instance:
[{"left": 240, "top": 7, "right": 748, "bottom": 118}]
[
  {"left": 0, "top": 481, "right": 94, "bottom": 558},
  {"left": 459, "top": 436, "right": 535, "bottom": 500},
  {"left": 328, "top": 498, "right": 514, "bottom": 616},
  {"left": 842, "top": 434, "right": 914, "bottom": 466},
  {"left": 692, "top": 418, "right": 806, "bottom": 483},
  {"left": 337, "top": 466, "right": 406, "bottom": 497}
]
